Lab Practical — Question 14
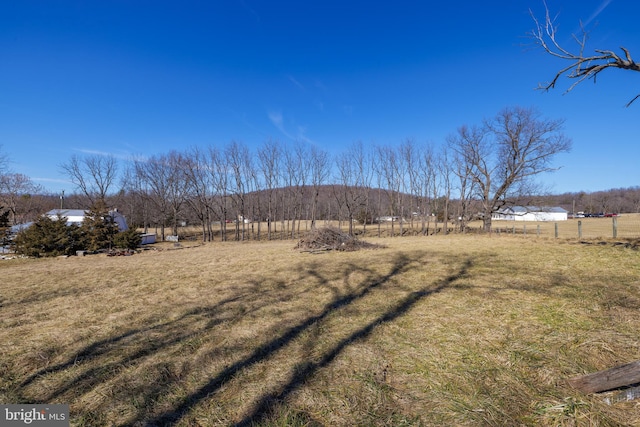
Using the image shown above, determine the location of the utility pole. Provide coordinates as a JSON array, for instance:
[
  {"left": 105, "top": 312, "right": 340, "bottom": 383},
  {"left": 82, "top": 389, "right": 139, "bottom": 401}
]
[{"left": 60, "top": 190, "right": 64, "bottom": 209}]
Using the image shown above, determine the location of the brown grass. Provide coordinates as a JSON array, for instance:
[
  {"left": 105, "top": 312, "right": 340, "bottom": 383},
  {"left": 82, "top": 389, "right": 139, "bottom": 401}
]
[
  {"left": 488, "top": 213, "right": 640, "bottom": 240},
  {"left": 175, "top": 213, "right": 640, "bottom": 241},
  {"left": 1, "top": 235, "right": 639, "bottom": 426}
]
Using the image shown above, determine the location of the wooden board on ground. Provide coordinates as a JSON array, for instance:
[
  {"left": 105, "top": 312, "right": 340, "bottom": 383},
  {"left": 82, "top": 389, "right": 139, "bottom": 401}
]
[{"left": 567, "top": 360, "right": 640, "bottom": 394}]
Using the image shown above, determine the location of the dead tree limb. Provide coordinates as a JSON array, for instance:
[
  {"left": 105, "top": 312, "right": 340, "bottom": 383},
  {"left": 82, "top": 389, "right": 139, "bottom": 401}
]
[{"left": 529, "top": 3, "right": 640, "bottom": 106}]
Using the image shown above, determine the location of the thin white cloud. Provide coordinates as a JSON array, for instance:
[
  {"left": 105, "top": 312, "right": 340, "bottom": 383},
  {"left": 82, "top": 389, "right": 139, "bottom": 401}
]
[
  {"left": 76, "top": 148, "right": 116, "bottom": 157},
  {"left": 75, "top": 148, "right": 135, "bottom": 161},
  {"left": 583, "top": 0, "right": 613, "bottom": 28},
  {"left": 314, "top": 80, "right": 327, "bottom": 92},
  {"left": 239, "top": 0, "right": 260, "bottom": 22},
  {"left": 32, "top": 177, "right": 71, "bottom": 184},
  {"left": 127, "top": 153, "right": 149, "bottom": 163},
  {"left": 287, "top": 76, "right": 325, "bottom": 112},
  {"left": 287, "top": 74, "right": 305, "bottom": 91},
  {"left": 267, "top": 110, "right": 315, "bottom": 144},
  {"left": 268, "top": 110, "right": 295, "bottom": 140},
  {"left": 296, "top": 125, "right": 315, "bottom": 145},
  {"left": 267, "top": 110, "right": 283, "bottom": 129}
]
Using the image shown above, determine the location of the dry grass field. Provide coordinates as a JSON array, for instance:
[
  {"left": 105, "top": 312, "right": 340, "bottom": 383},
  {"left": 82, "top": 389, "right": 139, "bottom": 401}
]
[
  {"left": 488, "top": 213, "right": 640, "bottom": 240},
  {"left": 1, "top": 234, "right": 640, "bottom": 426},
  {"left": 183, "top": 213, "right": 640, "bottom": 241}
]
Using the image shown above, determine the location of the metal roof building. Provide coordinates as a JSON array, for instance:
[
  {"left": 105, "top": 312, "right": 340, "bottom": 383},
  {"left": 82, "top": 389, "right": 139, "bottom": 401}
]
[
  {"left": 46, "top": 209, "right": 129, "bottom": 231},
  {"left": 492, "top": 206, "right": 568, "bottom": 222}
]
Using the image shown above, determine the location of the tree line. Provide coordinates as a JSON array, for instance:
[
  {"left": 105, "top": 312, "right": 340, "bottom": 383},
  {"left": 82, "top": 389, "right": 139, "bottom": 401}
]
[
  {"left": 4, "top": 4, "right": 639, "bottom": 248},
  {"left": 8, "top": 105, "right": 633, "bottom": 246}
]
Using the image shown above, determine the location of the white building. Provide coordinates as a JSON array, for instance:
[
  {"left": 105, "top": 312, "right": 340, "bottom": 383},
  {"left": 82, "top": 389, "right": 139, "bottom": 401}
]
[
  {"left": 46, "top": 209, "right": 129, "bottom": 231},
  {"left": 375, "top": 216, "right": 401, "bottom": 223},
  {"left": 492, "top": 206, "right": 568, "bottom": 222}
]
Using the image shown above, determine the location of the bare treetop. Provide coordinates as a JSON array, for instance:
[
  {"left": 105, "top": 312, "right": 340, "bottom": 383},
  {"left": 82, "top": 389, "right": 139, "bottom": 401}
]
[
  {"left": 530, "top": 3, "right": 640, "bottom": 106},
  {"left": 0, "top": 145, "right": 9, "bottom": 176},
  {"left": 448, "top": 106, "right": 571, "bottom": 232},
  {"left": 60, "top": 154, "right": 119, "bottom": 205}
]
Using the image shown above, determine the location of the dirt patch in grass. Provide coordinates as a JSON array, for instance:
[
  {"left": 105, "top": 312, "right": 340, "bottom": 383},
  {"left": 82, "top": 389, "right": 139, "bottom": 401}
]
[{"left": 295, "top": 226, "right": 386, "bottom": 252}]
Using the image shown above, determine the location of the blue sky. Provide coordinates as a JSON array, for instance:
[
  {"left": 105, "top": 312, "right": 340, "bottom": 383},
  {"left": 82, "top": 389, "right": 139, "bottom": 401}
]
[{"left": 1, "top": 0, "right": 639, "bottom": 195}]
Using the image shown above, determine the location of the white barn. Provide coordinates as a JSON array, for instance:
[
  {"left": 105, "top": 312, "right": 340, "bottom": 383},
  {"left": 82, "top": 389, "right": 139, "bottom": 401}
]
[
  {"left": 492, "top": 206, "right": 568, "bottom": 222},
  {"left": 46, "top": 209, "right": 129, "bottom": 231}
]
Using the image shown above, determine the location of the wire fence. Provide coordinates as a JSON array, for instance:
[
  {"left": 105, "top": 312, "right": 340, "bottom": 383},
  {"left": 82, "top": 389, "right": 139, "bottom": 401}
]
[
  {"left": 488, "top": 214, "right": 640, "bottom": 240},
  {"left": 328, "top": 215, "right": 640, "bottom": 240},
  {"left": 166, "top": 214, "right": 640, "bottom": 242}
]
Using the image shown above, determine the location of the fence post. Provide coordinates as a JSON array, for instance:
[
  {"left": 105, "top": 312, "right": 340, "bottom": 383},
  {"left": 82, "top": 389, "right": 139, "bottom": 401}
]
[
  {"left": 578, "top": 220, "right": 582, "bottom": 239},
  {"left": 613, "top": 217, "right": 618, "bottom": 239},
  {"left": 537, "top": 224, "right": 540, "bottom": 237},
  {"left": 523, "top": 224, "right": 527, "bottom": 236},
  {"left": 555, "top": 222, "right": 559, "bottom": 238}
]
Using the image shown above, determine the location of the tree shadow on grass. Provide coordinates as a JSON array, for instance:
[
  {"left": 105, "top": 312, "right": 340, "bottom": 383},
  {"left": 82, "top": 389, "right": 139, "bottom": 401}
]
[
  {"left": 15, "top": 294, "right": 247, "bottom": 404},
  {"left": 143, "top": 254, "right": 472, "bottom": 426},
  {"left": 234, "top": 258, "right": 473, "bottom": 426},
  {"left": 7, "top": 274, "right": 318, "bottom": 411},
  {"left": 14, "top": 271, "right": 328, "bottom": 404},
  {"left": 9, "top": 251, "right": 470, "bottom": 426},
  {"left": 142, "top": 253, "right": 424, "bottom": 426}
]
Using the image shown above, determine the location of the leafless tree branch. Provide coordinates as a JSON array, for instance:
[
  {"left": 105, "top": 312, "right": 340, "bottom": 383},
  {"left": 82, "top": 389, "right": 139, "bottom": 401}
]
[
  {"left": 0, "top": 145, "right": 10, "bottom": 176},
  {"left": 529, "top": 3, "right": 640, "bottom": 105},
  {"left": 60, "top": 154, "right": 119, "bottom": 205}
]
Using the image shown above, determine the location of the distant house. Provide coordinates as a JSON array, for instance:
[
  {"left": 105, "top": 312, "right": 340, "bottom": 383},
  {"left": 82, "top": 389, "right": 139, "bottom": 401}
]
[
  {"left": 492, "top": 206, "right": 568, "bottom": 222},
  {"left": 375, "top": 216, "right": 401, "bottom": 223},
  {"left": 46, "top": 209, "right": 86, "bottom": 225},
  {"left": 46, "top": 209, "right": 129, "bottom": 231}
]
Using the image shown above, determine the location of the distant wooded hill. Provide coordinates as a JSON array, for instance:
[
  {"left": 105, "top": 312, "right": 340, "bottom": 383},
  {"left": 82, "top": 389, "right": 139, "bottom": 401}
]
[{"left": 11, "top": 185, "right": 640, "bottom": 231}]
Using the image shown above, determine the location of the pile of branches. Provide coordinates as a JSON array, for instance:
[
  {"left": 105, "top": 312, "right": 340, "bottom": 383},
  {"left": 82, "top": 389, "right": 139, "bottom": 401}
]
[{"left": 295, "top": 226, "right": 384, "bottom": 253}]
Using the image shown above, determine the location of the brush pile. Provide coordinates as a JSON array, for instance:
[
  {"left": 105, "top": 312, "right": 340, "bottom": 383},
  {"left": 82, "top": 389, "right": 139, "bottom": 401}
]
[{"left": 295, "top": 226, "right": 384, "bottom": 253}]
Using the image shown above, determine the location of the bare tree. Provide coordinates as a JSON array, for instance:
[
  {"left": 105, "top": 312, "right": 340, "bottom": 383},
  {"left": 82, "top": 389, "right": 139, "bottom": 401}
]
[
  {"left": 135, "top": 151, "right": 188, "bottom": 241},
  {"left": 208, "top": 146, "right": 231, "bottom": 241},
  {"left": 448, "top": 138, "right": 477, "bottom": 233},
  {"left": 243, "top": 148, "right": 261, "bottom": 240},
  {"left": 308, "top": 146, "right": 330, "bottom": 230},
  {"left": 399, "top": 139, "right": 423, "bottom": 231},
  {"left": 165, "top": 152, "right": 190, "bottom": 237},
  {"left": 257, "top": 139, "right": 282, "bottom": 240},
  {"left": 530, "top": 3, "right": 640, "bottom": 106},
  {"left": 0, "top": 145, "right": 8, "bottom": 176},
  {"left": 427, "top": 147, "right": 444, "bottom": 235},
  {"left": 374, "top": 145, "right": 403, "bottom": 236},
  {"left": 449, "top": 106, "right": 571, "bottom": 232},
  {"left": 226, "top": 141, "right": 253, "bottom": 241},
  {"left": 282, "top": 143, "right": 308, "bottom": 239},
  {"left": 121, "top": 161, "right": 153, "bottom": 232},
  {"left": 436, "top": 147, "right": 453, "bottom": 235},
  {"left": 351, "top": 141, "right": 374, "bottom": 232},
  {"left": 416, "top": 144, "right": 436, "bottom": 235},
  {"left": 294, "top": 143, "right": 310, "bottom": 236},
  {"left": 183, "top": 147, "right": 216, "bottom": 242},
  {"left": 60, "top": 154, "right": 119, "bottom": 205},
  {"left": 0, "top": 173, "right": 44, "bottom": 225},
  {"left": 334, "top": 145, "right": 367, "bottom": 236}
]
